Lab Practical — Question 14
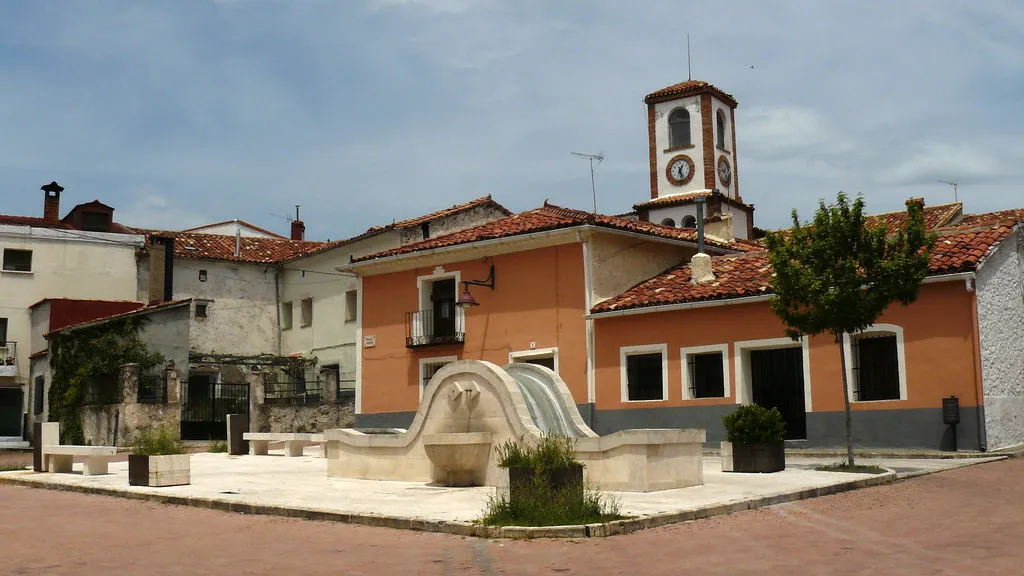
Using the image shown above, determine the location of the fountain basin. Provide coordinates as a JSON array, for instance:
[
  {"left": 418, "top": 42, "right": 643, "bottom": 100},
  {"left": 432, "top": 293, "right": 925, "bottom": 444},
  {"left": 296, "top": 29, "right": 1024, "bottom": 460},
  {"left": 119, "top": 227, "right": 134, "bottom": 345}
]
[{"left": 423, "top": 432, "right": 493, "bottom": 487}]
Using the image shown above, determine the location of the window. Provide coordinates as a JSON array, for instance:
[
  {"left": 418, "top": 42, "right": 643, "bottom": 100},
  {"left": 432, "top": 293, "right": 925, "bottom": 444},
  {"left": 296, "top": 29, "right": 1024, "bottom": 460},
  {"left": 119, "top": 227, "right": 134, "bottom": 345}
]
[
  {"left": 195, "top": 303, "right": 208, "bottom": 319},
  {"left": 0, "top": 318, "right": 6, "bottom": 345},
  {"left": 300, "top": 298, "right": 313, "bottom": 328},
  {"left": 682, "top": 345, "right": 729, "bottom": 399},
  {"left": 621, "top": 345, "right": 667, "bottom": 402},
  {"left": 81, "top": 212, "right": 110, "bottom": 232},
  {"left": 421, "top": 222, "right": 431, "bottom": 239},
  {"left": 668, "top": 108, "right": 691, "bottom": 148},
  {"left": 660, "top": 218, "right": 676, "bottom": 227},
  {"left": 345, "top": 290, "right": 358, "bottom": 322},
  {"left": 848, "top": 326, "right": 905, "bottom": 402},
  {"left": 420, "top": 356, "right": 458, "bottom": 398},
  {"left": 2, "top": 249, "right": 32, "bottom": 272},
  {"left": 509, "top": 347, "right": 559, "bottom": 373},
  {"left": 681, "top": 215, "right": 697, "bottom": 228},
  {"left": 34, "top": 376, "right": 45, "bottom": 415},
  {"left": 281, "top": 302, "right": 294, "bottom": 330},
  {"left": 716, "top": 110, "right": 727, "bottom": 148}
]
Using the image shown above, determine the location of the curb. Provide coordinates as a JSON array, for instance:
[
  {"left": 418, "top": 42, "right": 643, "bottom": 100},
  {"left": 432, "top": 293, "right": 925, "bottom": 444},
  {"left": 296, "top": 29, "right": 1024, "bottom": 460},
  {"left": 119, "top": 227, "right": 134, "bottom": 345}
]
[{"left": 0, "top": 469, "right": 897, "bottom": 539}]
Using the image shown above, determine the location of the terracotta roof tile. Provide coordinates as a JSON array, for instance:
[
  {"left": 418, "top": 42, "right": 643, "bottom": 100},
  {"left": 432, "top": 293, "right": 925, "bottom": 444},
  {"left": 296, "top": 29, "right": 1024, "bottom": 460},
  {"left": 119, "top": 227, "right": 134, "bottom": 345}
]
[
  {"left": 391, "top": 195, "right": 511, "bottom": 228},
  {"left": 352, "top": 203, "right": 759, "bottom": 263},
  {"left": 0, "top": 215, "right": 71, "bottom": 229},
  {"left": 957, "top": 209, "right": 1024, "bottom": 228},
  {"left": 864, "top": 202, "right": 962, "bottom": 231},
  {"left": 592, "top": 222, "right": 1017, "bottom": 314},
  {"left": 182, "top": 219, "right": 286, "bottom": 238},
  {"left": 644, "top": 80, "right": 738, "bottom": 106},
  {"left": 633, "top": 190, "right": 754, "bottom": 212},
  {"left": 47, "top": 299, "right": 193, "bottom": 336},
  {"left": 139, "top": 231, "right": 328, "bottom": 264}
]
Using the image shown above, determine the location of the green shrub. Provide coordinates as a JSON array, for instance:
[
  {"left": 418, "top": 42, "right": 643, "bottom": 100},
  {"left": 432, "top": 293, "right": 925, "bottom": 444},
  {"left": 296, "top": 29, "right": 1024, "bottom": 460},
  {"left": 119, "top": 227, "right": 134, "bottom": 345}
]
[
  {"left": 722, "top": 404, "right": 786, "bottom": 444},
  {"left": 496, "top": 434, "right": 579, "bottom": 471},
  {"left": 208, "top": 440, "right": 228, "bottom": 453},
  {"left": 132, "top": 427, "right": 187, "bottom": 456},
  {"left": 482, "top": 475, "right": 622, "bottom": 527}
]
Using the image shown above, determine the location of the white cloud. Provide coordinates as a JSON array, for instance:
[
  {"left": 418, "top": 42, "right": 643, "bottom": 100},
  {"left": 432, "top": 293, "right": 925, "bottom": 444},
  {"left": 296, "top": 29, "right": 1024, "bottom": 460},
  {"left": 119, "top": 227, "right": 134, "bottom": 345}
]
[
  {"left": 116, "top": 188, "right": 207, "bottom": 231},
  {"left": 366, "top": 0, "right": 486, "bottom": 14},
  {"left": 880, "top": 143, "right": 1004, "bottom": 186}
]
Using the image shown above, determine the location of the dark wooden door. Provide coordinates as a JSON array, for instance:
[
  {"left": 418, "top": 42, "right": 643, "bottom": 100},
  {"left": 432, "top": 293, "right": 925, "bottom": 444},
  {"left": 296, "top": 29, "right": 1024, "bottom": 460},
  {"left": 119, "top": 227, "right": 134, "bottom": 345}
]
[
  {"left": 0, "top": 388, "right": 23, "bottom": 437},
  {"left": 431, "top": 279, "right": 457, "bottom": 339},
  {"left": 750, "top": 347, "right": 807, "bottom": 440}
]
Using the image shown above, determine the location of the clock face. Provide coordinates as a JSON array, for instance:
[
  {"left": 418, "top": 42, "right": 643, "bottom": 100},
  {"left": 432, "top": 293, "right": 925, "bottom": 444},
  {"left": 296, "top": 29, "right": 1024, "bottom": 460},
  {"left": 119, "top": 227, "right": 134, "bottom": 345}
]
[
  {"left": 666, "top": 154, "right": 695, "bottom": 186},
  {"left": 718, "top": 156, "right": 732, "bottom": 186}
]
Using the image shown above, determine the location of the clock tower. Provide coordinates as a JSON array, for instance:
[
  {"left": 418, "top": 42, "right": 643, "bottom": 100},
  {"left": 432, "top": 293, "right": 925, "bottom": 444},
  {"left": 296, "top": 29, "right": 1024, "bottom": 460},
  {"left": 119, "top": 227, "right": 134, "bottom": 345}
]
[{"left": 633, "top": 80, "right": 754, "bottom": 240}]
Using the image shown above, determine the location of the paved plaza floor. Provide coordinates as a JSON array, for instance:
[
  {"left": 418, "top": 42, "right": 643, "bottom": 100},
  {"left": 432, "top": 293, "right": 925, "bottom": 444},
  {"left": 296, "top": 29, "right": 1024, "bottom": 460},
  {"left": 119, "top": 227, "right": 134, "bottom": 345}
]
[
  {"left": 0, "top": 447, "right": 1001, "bottom": 529},
  {"left": 1, "top": 457, "right": 1021, "bottom": 575}
]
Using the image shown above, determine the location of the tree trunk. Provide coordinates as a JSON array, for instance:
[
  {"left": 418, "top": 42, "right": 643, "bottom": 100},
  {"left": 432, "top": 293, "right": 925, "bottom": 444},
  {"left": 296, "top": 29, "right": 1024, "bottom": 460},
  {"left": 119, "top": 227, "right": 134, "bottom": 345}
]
[{"left": 837, "top": 335, "right": 855, "bottom": 466}]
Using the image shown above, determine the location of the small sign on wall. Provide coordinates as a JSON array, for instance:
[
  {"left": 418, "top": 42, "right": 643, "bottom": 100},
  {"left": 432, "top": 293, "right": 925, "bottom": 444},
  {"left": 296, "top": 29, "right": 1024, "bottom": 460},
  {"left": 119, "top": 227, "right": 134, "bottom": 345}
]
[{"left": 363, "top": 335, "right": 376, "bottom": 348}]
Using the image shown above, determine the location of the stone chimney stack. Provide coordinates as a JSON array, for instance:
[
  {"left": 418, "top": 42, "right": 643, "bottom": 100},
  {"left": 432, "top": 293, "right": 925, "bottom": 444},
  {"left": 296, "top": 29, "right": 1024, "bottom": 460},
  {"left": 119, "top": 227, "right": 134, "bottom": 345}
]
[
  {"left": 41, "top": 181, "right": 63, "bottom": 224},
  {"left": 690, "top": 252, "right": 716, "bottom": 284},
  {"left": 290, "top": 205, "right": 305, "bottom": 240}
]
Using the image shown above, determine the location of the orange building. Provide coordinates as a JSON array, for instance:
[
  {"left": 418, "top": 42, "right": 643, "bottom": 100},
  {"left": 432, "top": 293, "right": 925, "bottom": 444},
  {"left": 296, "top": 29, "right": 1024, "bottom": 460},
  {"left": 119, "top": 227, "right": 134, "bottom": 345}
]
[{"left": 345, "top": 79, "right": 1024, "bottom": 451}]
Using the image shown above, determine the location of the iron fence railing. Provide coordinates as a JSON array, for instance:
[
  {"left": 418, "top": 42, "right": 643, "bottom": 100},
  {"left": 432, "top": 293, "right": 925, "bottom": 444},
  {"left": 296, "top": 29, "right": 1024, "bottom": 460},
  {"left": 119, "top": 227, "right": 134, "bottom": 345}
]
[
  {"left": 265, "top": 379, "right": 323, "bottom": 405},
  {"left": 405, "top": 308, "right": 465, "bottom": 348},
  {"left": 137, "top": 373, "right": 168, "bottom": 404},
  {"left": 336, "top": 372, "right": 356, "bottom": 403},
  {"left": 82, "top": 377, "right": 122, "bottom": 405}
]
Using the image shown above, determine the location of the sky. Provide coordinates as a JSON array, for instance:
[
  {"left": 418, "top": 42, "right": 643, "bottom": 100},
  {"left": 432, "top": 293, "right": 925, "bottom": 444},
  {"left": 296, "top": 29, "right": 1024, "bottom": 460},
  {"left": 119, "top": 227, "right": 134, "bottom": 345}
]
[{"left": 1, "top": 0, "right": 1022, "bottom": 241}]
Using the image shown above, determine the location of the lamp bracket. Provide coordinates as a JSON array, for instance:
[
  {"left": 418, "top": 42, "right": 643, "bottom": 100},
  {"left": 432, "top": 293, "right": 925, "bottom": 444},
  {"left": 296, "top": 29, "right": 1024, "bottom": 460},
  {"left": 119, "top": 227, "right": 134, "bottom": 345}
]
[{"left": 462, "top": 265, "right": 495, "bottom": 291}]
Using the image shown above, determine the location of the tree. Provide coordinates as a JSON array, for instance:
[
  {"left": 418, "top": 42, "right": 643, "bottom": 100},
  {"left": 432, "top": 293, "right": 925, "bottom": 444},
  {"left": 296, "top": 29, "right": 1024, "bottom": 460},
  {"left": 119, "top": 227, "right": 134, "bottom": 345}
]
[{"left": 764, "top": 193, "right": 934, "bottom": 466}]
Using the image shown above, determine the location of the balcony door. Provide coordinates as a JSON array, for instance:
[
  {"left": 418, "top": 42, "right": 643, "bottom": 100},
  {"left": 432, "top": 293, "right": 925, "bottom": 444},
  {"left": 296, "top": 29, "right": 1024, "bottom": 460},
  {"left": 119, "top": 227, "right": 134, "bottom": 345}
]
[{"left": 431, "top": 279, "right": 457, "bottom": 339}]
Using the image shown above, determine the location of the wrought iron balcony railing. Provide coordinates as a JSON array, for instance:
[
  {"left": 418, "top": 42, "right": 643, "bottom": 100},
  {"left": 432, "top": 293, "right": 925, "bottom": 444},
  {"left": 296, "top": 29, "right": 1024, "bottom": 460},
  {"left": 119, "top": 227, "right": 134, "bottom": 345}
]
[{"left": 405, "top": 308, "right": 465, "bottom": 348}]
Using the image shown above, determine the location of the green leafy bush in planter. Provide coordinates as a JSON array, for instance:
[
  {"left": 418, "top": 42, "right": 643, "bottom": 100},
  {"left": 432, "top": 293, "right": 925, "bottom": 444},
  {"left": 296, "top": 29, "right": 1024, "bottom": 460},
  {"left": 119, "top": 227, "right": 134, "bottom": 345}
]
[
  {"left": 131, "top": 427, "right": 187, "bottom": 456},
  {"left": 483, "top": 435, "right": 623, "bottom": 527},
  {"left": 722, "top": 404, "right": 786, "bottom": 444}
]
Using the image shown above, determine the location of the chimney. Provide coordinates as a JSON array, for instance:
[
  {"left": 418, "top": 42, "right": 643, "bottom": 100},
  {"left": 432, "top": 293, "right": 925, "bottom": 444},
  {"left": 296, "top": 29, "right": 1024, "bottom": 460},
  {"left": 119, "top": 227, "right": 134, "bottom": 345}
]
[
  {"left": 690, "top": 252, "right": 716, "bottom": 284},
  {"left": 290, "top": 205, "right": 305, "bottom": 240},
  {"left": 148, "top": 236, "right": 175, "bottom": 304},
  {"left": 41, "top": 181, "right": 63, "bottom": 224}
]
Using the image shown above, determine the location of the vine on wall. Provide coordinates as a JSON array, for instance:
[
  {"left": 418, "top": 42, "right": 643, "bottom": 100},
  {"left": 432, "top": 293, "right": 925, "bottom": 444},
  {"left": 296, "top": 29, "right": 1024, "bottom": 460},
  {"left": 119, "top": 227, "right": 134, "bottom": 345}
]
[{"left": 47, "top": 317, "right": 164, "bottom": 444}]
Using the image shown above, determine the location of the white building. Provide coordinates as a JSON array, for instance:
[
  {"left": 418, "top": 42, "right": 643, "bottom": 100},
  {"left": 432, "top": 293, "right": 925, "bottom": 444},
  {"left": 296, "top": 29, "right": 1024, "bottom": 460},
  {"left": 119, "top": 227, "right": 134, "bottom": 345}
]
[{"left": 0, "top": 183, "right": 143, "bottom": 440}]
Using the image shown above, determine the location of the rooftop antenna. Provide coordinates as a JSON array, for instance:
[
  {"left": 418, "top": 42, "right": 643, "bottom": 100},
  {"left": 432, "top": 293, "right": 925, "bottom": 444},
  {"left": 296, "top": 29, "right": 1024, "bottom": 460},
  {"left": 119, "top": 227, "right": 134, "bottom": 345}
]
[
  {"left": 269, "top": 212, "right": 294, "bottom": 223},
  {"left": 687, "top": 34, "right": 692, "bottom": 80},
  {"left": 571, "top": 151, "right": 604, "bottom": 213},
  {"left": 295, "top": 205, "right": 301, "bottom": 221},
  {"left": 937, "top": 180, "right": 959, "bottom": 202}
]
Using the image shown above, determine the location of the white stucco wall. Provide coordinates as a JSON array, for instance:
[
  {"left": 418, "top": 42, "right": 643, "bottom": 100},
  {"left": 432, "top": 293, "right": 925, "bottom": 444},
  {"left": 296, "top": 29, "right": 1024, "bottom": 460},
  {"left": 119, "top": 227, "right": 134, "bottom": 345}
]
[
  {"left": 185, "top": 221, "right": 282, "bottom": 238},
  {"left": 0, "top": 226, "right": 142, "bottom": 392},
  {"left": 399, "top": 205, "right": 509, "bottom": 245},
  {"left": 169, "top": 259, "right": 280, "bottom": 358},
  {"left": 588, "top": 233, "right": 694, "bottom": 306},
  {"left": 710, "top": 99, "right": 738, "bottom": 200},
  {"left": 278, "top": 232, "right": 397, "bottom": 379},
  {"left": 976, "top": 229, "right": 1024, "bottom": 450},
  {"left": 653, "top": 95, "right": 706, "bottom": 197},
  {"left": 646, "top": 201, "right": 749, "bottom": 241}
]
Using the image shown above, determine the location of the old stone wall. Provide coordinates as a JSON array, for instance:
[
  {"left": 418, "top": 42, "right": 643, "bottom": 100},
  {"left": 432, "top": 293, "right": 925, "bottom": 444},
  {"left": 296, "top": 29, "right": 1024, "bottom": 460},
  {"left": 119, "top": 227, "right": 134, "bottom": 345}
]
[
  {"left": 80, "top": 403, "right": 180, "bottom": 446},
  {"left": 254, "top": 400, "right": 354, "bottom": 434},
  {"left": 977, "top": 229, "right": 1024, "bottom": 450}
]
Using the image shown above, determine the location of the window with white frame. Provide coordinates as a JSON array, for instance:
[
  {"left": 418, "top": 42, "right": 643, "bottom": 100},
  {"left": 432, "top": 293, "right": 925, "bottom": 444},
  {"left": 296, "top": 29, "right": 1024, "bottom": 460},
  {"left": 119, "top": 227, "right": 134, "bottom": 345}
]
[
  {"left": 682, "top": 344, "right": 729, "bottom": 399},
  {"left": 281, "top": 301, "right": 294, "bottom": 330},
  {"left": 300, "top": 298, "right": 313, "bottom": 328},
  {"left": 420, "top": 356, "right": 458, "bottom": 396},
  {"left": 846, "top": 325, "right": 905, "bottom": 402},
  {"left": 345, "top": 290, "right": 358, "bottom": 322},
  {"left": 621, "top": 345, "right": 667, "bottom": 402}
]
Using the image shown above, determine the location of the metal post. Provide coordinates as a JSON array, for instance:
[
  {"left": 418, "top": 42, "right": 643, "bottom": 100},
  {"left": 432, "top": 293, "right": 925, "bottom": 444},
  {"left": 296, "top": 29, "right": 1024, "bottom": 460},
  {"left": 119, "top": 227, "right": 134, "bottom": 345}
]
[{"left": 695, "top": 196, "right": 706, "bottom": 254}]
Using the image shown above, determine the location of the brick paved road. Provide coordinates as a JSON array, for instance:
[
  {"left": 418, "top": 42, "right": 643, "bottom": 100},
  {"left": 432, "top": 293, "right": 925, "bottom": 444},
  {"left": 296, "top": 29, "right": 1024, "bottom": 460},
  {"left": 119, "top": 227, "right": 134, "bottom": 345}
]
[{"left": 1, "top": 458, "right": 1021, "bottom": 575}]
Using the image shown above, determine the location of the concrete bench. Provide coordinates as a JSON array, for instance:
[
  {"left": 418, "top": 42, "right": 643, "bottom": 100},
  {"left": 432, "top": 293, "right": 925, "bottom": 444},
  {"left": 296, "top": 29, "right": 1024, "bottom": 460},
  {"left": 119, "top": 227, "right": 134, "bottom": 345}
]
[
  {"left": 243, "top": 433, "right": 325, "bottom": 457},
  {"left": 42, "top": 445, "right": 118, "bottom": 475}
]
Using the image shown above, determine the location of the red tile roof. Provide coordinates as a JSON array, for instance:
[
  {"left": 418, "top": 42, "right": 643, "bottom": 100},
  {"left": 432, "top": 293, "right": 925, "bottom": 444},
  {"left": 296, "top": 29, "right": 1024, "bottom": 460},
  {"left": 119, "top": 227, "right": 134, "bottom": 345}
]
[
  {"left": 0, "top": 215, "right": 70, "bottom": 229},
  {"left": 592, "top": 222, "right": 1017, "bottom": 314},
  {"left": 644, "top": 80, "right": 738, "bottom": 106},
  {"left": 633, "top": 190, "right": 753, "bottom": 212},
  {"left": 392, "top": 195, "right": 511, "bottom": 228},
  {"left": 864, "top": 202, "right": 962, "bottom": 231},
  {"left": 957, "top": 209, "right": 1024, "bottom": 228},
  {"left": 139, "top": 231, "right": 328, "bottom": 264},
  {"left": 352, "top": 203, "right": 759, "bottom": 263}
]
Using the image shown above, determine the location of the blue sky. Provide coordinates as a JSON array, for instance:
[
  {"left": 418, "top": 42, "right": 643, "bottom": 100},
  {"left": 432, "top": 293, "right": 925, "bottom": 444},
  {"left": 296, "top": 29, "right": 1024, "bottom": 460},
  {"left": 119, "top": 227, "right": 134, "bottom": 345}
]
[{"left": 1, "top": 1, "right": 1022, "bottom": 240}]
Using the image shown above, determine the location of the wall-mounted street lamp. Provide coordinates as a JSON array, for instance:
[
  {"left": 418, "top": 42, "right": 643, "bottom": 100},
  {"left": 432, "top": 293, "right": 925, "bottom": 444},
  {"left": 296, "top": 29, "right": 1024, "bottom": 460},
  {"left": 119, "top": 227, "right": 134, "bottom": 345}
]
[{"left": 456, "top": 265, "right": 496, "bottom": 309}]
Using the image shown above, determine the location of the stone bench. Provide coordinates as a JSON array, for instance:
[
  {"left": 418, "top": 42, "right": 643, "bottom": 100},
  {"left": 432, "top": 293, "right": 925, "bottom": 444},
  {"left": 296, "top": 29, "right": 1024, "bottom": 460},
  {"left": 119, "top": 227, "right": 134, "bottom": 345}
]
[
  {"left": 243, "top": 433, "right": 325, "bottom": 457},
  {"left": 42, "top": 445, "right": 118, "bottom": 476}
]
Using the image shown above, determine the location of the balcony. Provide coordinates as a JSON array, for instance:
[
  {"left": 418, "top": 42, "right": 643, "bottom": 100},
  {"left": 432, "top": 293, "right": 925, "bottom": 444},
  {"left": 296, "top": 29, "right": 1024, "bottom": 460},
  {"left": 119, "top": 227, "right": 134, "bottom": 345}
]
[
  {"left": 0, "top": 342, "right": 16, "bottom": 379},
  {"left": 406, "top": 309, "right": 465, "bottom": 348}
]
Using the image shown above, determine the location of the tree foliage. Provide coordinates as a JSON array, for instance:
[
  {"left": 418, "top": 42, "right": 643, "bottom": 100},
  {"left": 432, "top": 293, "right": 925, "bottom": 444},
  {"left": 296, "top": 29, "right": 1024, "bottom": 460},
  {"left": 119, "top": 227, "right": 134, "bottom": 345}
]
[
  {"left": 47, "top": 317, "right": 164, "bottom": 444},
  {"left": 764, "top": 193, "right": 935, "bottom": 343}
]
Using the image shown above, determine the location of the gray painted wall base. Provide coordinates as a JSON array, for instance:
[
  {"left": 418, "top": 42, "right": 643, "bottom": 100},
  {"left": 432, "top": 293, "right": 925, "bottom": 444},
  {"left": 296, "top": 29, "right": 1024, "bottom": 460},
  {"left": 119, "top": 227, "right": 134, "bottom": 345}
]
[{"left": 356, "top": 405, "right": 984, "bottom": 451}]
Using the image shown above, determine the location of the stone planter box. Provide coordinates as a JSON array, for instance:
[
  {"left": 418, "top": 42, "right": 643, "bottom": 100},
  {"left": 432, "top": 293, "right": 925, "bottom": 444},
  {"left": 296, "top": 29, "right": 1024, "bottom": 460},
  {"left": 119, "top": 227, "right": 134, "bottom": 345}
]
[
  {"left": 128, "top": 454, "right": 191, "bottom": 487},
  {"left": 507, "top": 463, "right": 584, "bottom": 506},
  {"left": 721, "top": 441, "right": 785, "bottom": 473}
]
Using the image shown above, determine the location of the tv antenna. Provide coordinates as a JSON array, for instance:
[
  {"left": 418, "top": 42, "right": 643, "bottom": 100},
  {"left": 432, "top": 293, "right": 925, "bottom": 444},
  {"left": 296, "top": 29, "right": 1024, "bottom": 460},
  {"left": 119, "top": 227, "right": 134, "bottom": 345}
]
[
  {"left": 687, "top": 34, "right": 692, "bottom": 80},
  {"left": 571, "top": 151, "right": 604, "bottom": 213},
  {"left": 937, "top": 180, "right": 959, "bottom": 202}
]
